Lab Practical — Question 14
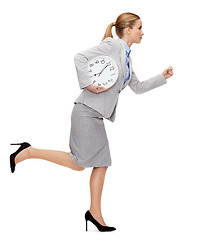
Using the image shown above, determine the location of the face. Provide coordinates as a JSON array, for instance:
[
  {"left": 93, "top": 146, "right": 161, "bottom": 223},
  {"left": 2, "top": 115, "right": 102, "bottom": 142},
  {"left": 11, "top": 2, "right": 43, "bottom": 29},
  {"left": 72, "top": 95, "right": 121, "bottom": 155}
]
[{"left": 125, "top": 19, "right": 144, "bottom": 44}]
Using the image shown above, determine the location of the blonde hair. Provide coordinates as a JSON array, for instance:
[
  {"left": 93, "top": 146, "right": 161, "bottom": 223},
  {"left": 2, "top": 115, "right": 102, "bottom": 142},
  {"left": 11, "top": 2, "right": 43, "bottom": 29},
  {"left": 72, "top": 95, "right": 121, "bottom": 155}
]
[{"left": 102, "top": 12, "right": 140, "bottom": 41}]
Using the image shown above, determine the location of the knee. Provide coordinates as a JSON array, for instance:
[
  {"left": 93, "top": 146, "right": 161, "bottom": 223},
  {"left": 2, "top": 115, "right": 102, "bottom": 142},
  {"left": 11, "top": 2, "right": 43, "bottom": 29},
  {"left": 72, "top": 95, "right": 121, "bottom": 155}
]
[{"left": 76, "top": 166, "right": 85, "bottom": 171}]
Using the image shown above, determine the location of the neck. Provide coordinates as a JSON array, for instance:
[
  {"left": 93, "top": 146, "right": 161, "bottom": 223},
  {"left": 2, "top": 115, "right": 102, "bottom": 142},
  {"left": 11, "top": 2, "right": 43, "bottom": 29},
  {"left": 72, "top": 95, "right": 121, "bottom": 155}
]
[{"left": 120, "top": 37, "right": 132, "bottom": 48}]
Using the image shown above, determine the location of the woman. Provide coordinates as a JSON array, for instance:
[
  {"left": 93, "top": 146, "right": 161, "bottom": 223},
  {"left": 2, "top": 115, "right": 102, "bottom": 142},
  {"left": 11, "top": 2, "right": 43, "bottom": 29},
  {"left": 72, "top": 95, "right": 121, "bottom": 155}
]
[{"left": 10, "top": 12, "right": 173, "bottom": 232}]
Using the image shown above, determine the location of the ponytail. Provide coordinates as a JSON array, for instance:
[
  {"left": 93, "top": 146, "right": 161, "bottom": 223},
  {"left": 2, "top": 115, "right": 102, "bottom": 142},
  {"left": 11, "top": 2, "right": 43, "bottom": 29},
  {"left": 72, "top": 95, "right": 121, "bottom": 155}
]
[
  {"left": 102, "top": 12, "right": 140, "bottom": 41},
  {"left": 102, "top": 22, "right": 116, "bottom": 41}
]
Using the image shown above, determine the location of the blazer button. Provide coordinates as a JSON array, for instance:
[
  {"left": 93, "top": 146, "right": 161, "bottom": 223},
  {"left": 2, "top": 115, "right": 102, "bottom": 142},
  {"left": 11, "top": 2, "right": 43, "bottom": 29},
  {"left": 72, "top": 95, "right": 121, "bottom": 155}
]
[{"left": 118, "top": 90, "right": 121, "bottom": 93}]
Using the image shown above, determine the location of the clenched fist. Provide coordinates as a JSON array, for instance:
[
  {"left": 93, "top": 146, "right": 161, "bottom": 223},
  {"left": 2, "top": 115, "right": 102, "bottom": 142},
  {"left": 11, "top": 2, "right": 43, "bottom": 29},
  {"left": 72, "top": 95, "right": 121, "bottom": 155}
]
[{"left": 162, "top": 66, "right": 174, "bottom": 79}]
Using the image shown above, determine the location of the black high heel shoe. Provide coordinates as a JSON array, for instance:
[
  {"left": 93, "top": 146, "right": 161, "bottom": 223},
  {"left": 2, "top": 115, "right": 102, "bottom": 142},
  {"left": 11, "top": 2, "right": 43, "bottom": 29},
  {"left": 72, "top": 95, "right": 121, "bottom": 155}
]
[
  {"left": 85, "top": 210, "right": 116, "bottom": 232},
  {"left": 10, "top": 142, "right": 31, "bottom": 173}
]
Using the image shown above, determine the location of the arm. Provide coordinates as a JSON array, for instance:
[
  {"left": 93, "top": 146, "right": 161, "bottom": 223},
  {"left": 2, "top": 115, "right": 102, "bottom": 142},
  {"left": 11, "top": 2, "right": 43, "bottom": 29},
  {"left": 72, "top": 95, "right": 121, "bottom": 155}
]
[
  {"left": 128, "top": 69, "right": 167, "bottom": 94},
  {"left": 74, "top": 37, "right": 114, "bottom": 90}
]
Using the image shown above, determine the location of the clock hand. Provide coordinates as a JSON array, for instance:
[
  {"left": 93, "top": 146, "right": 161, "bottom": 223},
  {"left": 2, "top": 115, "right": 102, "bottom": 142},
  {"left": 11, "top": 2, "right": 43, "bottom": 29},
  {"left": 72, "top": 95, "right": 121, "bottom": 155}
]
[
  {"left": 91, "top": 62, "right": 111, "bottom": 77},
  {"left": 99, "top": 62, "right": 111, "bottom": 75},
  {"left": 92, "top": 72, "right": 102, "bottom": 77}
]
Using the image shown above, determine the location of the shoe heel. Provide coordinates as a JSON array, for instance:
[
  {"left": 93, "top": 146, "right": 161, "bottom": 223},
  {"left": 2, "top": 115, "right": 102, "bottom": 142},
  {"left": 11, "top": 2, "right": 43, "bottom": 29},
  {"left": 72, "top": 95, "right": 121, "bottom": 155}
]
[
  {"left": 86, "top": 220, "right": 88, "bottom": 231},
  {"left": 10, "top": 143, "right": 23, "bottom": 145}
]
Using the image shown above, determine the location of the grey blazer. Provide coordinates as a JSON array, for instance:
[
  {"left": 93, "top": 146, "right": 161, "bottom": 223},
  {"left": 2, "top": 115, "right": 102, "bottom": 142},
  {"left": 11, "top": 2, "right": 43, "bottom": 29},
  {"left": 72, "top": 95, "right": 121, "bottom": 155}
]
[{"left": 74, "top": 37, "right": 167, "bottom": 122}]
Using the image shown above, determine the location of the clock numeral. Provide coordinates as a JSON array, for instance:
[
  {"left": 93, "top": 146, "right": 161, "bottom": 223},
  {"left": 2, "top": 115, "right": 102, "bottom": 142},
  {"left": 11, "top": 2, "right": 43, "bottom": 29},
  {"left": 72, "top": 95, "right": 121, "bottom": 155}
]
[
  {"left": 103, "top": 82, "right": 108, "bottom": 85},
  {"left": 95, "top": 60, "right": 99, "bottom": 64},
  {"left": 93, "top": 80, "right": 96, "bottom": 84},
  {"left": 106, "top": 62, "right": 111, "bottom": 66},
  {"left": 111, "top": 73, "right": 115, "bottom": 76},
  {"left": 101, "top": 59, "right": 105, "bottom": 64},
  {"left": 89, "top": 63, "right": 94, "bottom": 67},
  {"left": 110, "top": 66, "right": 114, "bottom": 71},
  {"left": 88, "top": 69, "right": 92, "bottom": 73},
  {"left": 108, "top": 79, "right": 113, "bottom": 82},
  {"left": 98, "top": 83, "right": 102, "bottom": 86}
]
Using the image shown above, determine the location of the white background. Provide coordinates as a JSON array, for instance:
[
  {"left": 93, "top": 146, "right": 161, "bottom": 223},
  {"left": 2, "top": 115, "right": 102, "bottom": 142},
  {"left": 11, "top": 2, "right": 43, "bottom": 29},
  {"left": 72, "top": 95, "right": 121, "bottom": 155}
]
[{"left": 1, "top": 0, "right": 201, "bottom": 239}]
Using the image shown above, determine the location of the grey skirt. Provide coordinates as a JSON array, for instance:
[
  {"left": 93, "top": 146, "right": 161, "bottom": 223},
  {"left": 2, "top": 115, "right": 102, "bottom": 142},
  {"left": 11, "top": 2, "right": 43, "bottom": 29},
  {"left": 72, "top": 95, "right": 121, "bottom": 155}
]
[{"left": 68, "top": 102, "right": 112, "bottom": 168}]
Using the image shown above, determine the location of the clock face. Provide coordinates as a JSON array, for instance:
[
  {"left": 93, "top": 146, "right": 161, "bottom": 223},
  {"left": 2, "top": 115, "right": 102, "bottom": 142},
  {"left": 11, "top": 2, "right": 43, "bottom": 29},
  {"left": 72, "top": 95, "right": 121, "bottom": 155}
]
[{"left": 88, "top": 55, "right": 119, "bottom": 89}]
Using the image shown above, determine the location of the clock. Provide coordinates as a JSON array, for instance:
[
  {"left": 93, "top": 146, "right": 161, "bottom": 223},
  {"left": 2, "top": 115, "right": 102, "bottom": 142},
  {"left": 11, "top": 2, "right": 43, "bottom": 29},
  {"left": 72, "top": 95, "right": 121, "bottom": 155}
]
[{"left": 88, "top": 55, "right": 119, "bottom": 89}]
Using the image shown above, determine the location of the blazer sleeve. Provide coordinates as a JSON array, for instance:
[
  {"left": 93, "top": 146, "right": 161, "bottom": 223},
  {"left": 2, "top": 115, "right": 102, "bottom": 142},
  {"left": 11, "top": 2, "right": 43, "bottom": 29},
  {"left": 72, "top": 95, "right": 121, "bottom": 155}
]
[
  {"left": 128, "top": 69, "right": 167, "bottom": 94},
  {"left": 74, "top": 37, "right": 114, "bottom": 89}
]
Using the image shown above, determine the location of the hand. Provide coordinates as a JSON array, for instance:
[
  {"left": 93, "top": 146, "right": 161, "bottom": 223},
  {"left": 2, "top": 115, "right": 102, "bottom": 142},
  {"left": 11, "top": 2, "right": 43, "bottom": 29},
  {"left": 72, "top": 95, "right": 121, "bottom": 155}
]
[
  {"left": 162, "top": 66, "right": 174, "bottom": 79},
  {"left": 85, "top": 84, "right": 109, "bottom": 94}
]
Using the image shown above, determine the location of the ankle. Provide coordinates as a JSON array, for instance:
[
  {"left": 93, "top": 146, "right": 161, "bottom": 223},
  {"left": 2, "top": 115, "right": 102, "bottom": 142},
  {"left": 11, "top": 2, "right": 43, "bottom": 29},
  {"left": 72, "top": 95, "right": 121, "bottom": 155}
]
[
  {"left": 15, "top": 146, "right": 32, "bottom": 164},
  {"left": 89, "top": 208, "right": 102, "bottom": 218},
  {"left": 89, "top": 209, "right": 106, "bottom": 226},
  {"left": 28, "top": 146, "right": 34, "bottom": 158}
]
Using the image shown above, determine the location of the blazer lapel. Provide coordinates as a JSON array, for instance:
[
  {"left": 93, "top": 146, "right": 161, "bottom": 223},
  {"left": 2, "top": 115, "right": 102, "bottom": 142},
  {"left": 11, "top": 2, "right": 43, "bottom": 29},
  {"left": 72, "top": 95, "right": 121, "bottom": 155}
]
[
  {"left": 117, "top": 39, "right": 127, "bottom": 89},
  {"left": 122, "top": 56, "right": 132, "bottom": 90}
]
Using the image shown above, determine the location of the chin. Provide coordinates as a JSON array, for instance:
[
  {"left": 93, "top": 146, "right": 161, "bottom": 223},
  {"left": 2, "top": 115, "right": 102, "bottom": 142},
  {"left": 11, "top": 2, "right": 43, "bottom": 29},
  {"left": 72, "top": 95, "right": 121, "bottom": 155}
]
[{"left": 133, "top": 40, "right": 141, "bottom": 44}]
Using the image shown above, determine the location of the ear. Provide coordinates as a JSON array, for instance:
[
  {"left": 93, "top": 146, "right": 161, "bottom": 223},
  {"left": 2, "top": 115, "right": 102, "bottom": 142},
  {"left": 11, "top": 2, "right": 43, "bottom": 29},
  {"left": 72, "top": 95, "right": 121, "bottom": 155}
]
[
  {"left": 123, "top": 26, "right": 131, "bottom": 36},
  {"left": 127, "top": 27, "right": 132, "bottom": 34}
]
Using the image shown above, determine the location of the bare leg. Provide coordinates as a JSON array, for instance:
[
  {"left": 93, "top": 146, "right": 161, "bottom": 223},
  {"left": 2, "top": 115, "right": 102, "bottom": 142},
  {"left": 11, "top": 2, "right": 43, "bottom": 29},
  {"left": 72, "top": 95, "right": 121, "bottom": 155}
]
[
  {"left": 15, "top": 146, "right": 85, "bottom": 171},
  {"left": 89, "top": 166, "right": 108, "bottom": 226}
]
